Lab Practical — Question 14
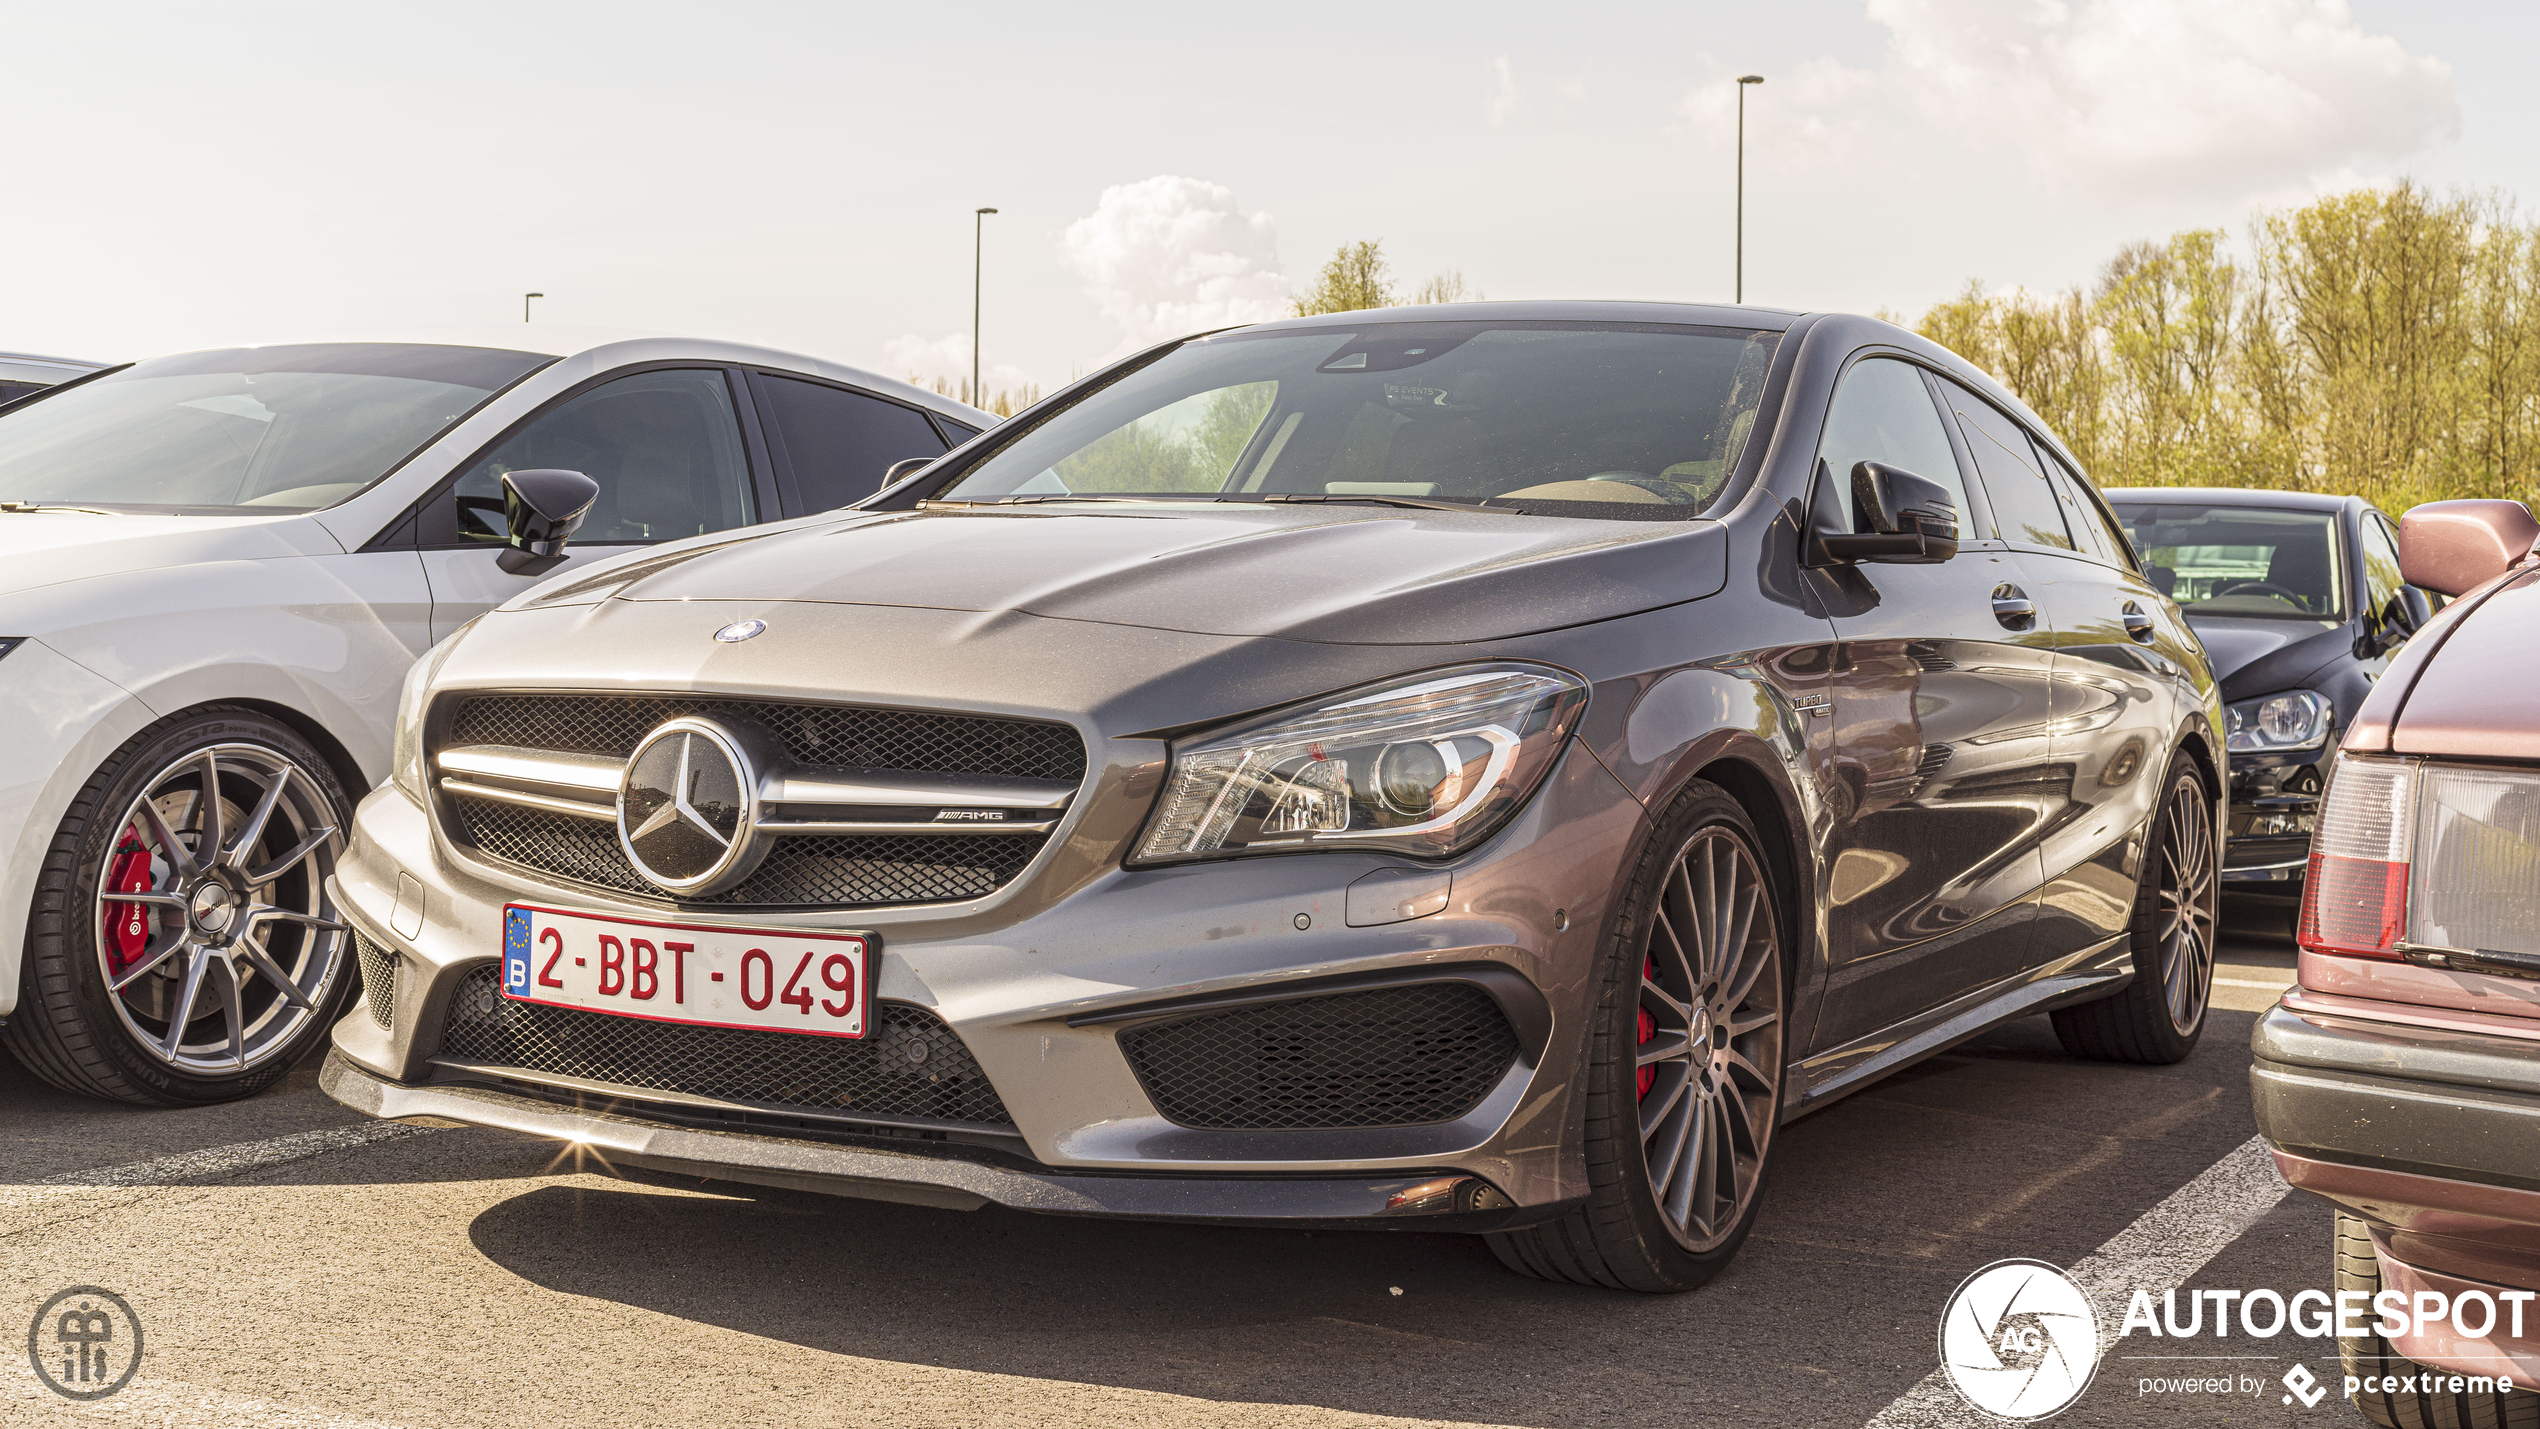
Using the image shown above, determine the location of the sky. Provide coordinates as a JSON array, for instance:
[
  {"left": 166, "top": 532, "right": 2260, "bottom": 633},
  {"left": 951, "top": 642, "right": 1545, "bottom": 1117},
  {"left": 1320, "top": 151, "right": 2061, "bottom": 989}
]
[{"left": 5, "top": 1, "right": 2533, "bottom": 397}]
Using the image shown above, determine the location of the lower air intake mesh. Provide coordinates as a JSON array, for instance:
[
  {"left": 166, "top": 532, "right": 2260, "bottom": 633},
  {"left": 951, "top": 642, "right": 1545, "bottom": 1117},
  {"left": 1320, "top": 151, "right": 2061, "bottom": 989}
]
[
  {"left": 435, "top": 965, "right": 1012, "bottom": 1129},
  {"left": 1116, "top": 983, "right": 1519, "bottom": 1131},
  {"left": 355, "top": 932, "right": 397, "bottom": 1028}
]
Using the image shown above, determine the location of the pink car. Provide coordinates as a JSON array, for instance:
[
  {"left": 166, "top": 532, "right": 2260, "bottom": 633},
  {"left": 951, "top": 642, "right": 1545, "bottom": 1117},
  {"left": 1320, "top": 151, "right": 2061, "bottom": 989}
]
[{"left": 2256, "top": 498, "right": 2540, "bottom": 1427}]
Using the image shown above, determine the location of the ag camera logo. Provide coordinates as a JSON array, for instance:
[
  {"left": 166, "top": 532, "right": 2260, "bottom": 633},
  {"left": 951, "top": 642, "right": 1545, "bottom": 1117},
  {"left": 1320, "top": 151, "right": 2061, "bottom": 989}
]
[{"left": 1941, "top": 1259, "right": 2102, "bottom": 1421}]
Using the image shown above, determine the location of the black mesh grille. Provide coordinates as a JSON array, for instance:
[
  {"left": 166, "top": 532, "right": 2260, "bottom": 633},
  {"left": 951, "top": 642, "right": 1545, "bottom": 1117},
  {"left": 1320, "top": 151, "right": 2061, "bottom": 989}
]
[
  {"left": 436, "top": 693, "right": 1079, "bottom": 907},
  {"left": 451, "top": 797, "right": 1041, "bottom": 909},
  {"left": 355, "top": 932, "right": 397, "bottom": 1028},
  {"left": 436, "top": 965, "right": 1011, "bottom": 1128},
  {"left": 446, "top": 694, "right": 1085, "bottom": 781},
  {"left": 1117, "top": 983, "right": 1519, "bottom": 1131}
]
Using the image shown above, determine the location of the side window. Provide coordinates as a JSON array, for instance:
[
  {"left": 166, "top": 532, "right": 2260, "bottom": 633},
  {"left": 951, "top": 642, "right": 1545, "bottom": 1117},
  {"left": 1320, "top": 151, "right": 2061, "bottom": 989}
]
[
  {"left": 761, "top": 375, "right": 949, "bottom": 510},
  {"left": 449, "top": 369, "right": 752, "bottom": 546},
  {"left": 935, "top": 416, "right": 982, "bottom": 445},
  {"left": 1815, "top": 358, "right": 1969, "bottom": 529},
  {"left": 2038, "top": 442, "right": 2135, "bottom": 569},
  {"left": 2360, "top": 514, "right": 2405, "bottom": 616},
  {"left": 1939, "top": 378, "right": 2070, "bottom": 551}
]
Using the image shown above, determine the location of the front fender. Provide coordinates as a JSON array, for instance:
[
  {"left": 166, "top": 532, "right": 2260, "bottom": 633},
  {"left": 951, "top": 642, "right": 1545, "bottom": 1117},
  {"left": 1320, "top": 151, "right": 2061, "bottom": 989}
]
[{"left": 0, "top": 641, "right": 156, "bottom": 1018}]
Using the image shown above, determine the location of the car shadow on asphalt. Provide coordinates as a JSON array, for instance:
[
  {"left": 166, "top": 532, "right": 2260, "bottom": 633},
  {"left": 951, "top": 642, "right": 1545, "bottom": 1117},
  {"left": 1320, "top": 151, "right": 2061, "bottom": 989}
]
[{"left": 459, "top": 996, "right": 2277, "bottom": 1429}]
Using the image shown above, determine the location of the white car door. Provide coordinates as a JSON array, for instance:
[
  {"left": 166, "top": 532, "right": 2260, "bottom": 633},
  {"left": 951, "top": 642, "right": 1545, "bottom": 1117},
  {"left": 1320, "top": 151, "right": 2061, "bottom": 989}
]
[{"left": 413, "top": 366, "right": 771, "bottom": 640}]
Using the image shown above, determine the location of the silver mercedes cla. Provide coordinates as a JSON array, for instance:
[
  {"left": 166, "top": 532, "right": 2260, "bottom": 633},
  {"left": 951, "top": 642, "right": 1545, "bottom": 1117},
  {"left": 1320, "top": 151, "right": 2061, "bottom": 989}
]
[{"left": 324, "top": 302, "right": 2223, "bottom": 1292}]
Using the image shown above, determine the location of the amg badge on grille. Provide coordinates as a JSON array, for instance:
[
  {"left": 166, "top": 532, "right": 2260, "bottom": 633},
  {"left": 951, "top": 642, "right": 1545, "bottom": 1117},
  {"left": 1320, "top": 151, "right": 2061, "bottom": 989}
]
[{"left": 617, "top": 718, "right": 771, "bottom": 895}]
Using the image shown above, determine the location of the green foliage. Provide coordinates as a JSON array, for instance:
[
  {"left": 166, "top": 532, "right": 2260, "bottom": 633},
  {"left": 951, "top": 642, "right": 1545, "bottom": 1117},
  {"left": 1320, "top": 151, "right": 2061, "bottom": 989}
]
[
  {"left": 1055, "top": 382, "right": 1279, "bottom": 493},
  {"left": 1294, "top": 240, "right": 1396, "bottom": 316},
  {"left": 1912, "top": 182, "right": 2540, "bottom": 515}
]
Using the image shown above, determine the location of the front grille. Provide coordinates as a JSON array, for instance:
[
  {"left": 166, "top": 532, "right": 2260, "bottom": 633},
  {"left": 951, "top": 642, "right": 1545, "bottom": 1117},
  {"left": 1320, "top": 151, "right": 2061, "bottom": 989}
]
[
  {"left": 1117, "top": 983, "right": 1519, "bottom": 1131},
  {"left": 446, "top": 694, "right": 1086, "bottom": 781},
  {"left": 436, "top": 693, "right": 1082, "bottom": 907},
  {"left": 451, "top": 797, "right": 1040, "bottom": 908},
  {"left": 436, "top": 965, "right": 1012, "bottom": 1129},
  {"left": 355, "top": 932, "right": 397, "bottom": 1028}
]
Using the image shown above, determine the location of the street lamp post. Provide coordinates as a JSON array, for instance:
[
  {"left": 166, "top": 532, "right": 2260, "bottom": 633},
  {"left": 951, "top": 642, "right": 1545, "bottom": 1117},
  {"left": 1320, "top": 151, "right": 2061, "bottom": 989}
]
[
  {"left": 973, "top": 207, "right": 998, "bottom": 408},
  {"left": 523, "top": 292, "right": 544, "bottom": 323},
  {"left": 1736, "top": 75, "right": 1764, "bottom": 304}
]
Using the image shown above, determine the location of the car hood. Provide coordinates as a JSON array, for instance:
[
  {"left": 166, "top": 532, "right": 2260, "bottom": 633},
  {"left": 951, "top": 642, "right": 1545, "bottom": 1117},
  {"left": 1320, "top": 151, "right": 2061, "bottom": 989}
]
[
  {"left": 0, "top": 511, "right": 337, "bottom": 602},
  {"left": 524, "top": 504, "right": 1730, "bottom": 646},
  {"left": 2183, "top": 614, "right": 2351, "bottom": 702}
]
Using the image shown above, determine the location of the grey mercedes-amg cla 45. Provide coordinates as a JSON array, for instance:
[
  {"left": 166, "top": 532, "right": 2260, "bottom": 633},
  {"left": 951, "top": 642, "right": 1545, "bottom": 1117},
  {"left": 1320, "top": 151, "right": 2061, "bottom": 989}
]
[{"left": 324, "top": 303, "right": 2223, "bottom": 1292}]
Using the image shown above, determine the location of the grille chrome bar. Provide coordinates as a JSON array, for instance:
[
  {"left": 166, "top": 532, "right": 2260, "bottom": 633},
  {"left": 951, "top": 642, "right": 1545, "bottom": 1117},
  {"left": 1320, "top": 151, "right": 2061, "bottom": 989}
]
[{"left": 435, "top": 742, "right": 1075, "bottom": 834}]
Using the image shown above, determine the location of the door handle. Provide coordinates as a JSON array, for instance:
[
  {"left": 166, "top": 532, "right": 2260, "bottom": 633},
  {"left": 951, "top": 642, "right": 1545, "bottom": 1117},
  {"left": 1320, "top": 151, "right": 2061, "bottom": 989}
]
[
  {"left": 1990, "top": 583, "right": 2036, "bottom": 631},
  {"left": 2121, "top": 601, "right": 2156, "bottom": 644}
]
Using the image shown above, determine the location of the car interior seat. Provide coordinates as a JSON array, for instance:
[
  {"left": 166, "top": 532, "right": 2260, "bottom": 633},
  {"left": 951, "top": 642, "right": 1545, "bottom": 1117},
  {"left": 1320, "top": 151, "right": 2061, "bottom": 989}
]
[{"left": 2146, "top": 563, "right": 2177, "bottom": 598}]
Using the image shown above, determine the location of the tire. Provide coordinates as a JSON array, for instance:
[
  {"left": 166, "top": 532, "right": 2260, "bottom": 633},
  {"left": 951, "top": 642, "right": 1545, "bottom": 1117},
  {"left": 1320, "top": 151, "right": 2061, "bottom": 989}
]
[
  {"left": 2051, "top": 754, "right": 2217, "bottom": 1064},
  {"left": 2337, "top": 1210, "right": 2540, "bottom": 1429},
  {"left": 1486, "top": 779, "right": 1789, "bottom": 1293},
  {"left": 2, "top": 706, "right": 357, "bottom": 1106}
]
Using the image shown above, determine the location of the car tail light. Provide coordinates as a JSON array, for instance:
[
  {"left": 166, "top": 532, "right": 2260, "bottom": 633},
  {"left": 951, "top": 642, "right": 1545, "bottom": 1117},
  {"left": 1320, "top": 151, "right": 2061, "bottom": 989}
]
[{"left": 2297, "top": 755, "right": 2414, "bottom": 960}]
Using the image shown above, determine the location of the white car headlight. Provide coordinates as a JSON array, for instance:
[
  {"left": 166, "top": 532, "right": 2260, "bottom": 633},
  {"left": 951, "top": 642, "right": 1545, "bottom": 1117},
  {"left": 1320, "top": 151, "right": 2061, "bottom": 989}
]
[
  {"left": 2225, "top": 688, "right": 2332, "bottom": 753},
  {"left": 390, "top": 622, "right": 478, "bottom": 803},
  {"left": 1131, "top": 665, "right": 1588, "bottom": 865}
]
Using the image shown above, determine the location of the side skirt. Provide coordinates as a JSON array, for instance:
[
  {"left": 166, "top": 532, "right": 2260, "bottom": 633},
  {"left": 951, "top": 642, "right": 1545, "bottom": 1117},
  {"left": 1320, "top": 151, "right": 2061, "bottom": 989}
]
[{"left": 1779, "top": 932, "right": 2133, "bottom": 1122}]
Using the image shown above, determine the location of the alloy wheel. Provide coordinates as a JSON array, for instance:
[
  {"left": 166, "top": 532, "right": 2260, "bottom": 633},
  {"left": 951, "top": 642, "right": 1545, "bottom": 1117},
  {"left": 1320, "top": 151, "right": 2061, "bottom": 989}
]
[
  {"left": 2157, "top": 781, "right": 2218, "bottom": 1036},
  {"left": 1636, "top": 825, "right": 1784, "bottom": 1253},
  {"left": 93, "top": 743, "right": 346, "bottom": 1073}
]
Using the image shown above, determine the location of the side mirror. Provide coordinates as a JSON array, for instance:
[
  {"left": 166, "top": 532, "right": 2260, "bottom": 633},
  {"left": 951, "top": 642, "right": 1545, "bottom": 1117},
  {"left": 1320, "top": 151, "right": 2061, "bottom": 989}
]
[
  {"left": 882, "top": 456, "right": 936, "bottom": 487},
  {"left": 2398, "top": 585, "right": 2433, "bottom": 630},
  {"left": 1815, "top": 460, "right": 1960, "bottom": 564},
  {"left": 2398, "top": 498, "right": 2540, "bottom": 597},
  {"left": 495, "top": 468, "right": 599, "bottom": 577}
]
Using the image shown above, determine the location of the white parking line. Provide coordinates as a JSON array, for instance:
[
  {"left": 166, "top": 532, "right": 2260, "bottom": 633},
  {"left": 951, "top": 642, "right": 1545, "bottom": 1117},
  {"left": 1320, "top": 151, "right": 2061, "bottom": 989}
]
[
  {"left": 1861, "top": 1134, "right": 2291, "bottom": 1428},
  {"left": 38, "top": 1121, "right": 447, "bottom": 1187}
]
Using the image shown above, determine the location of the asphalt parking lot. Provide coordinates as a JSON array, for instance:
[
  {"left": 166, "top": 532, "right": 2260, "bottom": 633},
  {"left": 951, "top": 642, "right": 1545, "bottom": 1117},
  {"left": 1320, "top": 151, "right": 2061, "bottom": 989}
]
[{"left": 4, "top": 900, "right": 2367, "bottom": 1429}]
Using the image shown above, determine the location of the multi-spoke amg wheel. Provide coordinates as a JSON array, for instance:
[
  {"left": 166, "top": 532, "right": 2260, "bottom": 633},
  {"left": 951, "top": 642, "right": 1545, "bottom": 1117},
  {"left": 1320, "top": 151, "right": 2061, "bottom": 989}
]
[
  {"left": 2154, "top": 781, "right": 2218, "bottom": 1036},
  {"left": 1487, "top": 780, "right": 1788, "bottom": 1292},
  {"left": 3, "top": 708, "right": 357, "bottom": 1105},
  {"left": 1635, "top": 826, "right": 1784, "bottom": 1252},
  {"left": 97, "top": 744, "right": 346, "bottom": 1072},
  {"left": 2051, "top": 756, "right": 2218, "bottom": 1065}
]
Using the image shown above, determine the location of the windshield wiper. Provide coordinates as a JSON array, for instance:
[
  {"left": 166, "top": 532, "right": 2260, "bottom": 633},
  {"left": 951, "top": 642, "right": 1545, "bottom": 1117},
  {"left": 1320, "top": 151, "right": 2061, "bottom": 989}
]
[
  {"left": 0, "top": 501, "right": 124, "bottom": 516},
  {"left": 1255, "top": 492, "right": 1504, "bottom": 513}
]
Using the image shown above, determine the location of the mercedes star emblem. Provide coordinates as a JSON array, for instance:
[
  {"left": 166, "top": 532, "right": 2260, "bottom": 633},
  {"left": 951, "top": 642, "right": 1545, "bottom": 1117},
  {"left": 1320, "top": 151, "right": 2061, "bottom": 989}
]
[
  {"left": 617, "top": 718, "right": 766, "bottom": 894},
  {"left": 714, "top": 619, "right": 767, "bottom": 643}
]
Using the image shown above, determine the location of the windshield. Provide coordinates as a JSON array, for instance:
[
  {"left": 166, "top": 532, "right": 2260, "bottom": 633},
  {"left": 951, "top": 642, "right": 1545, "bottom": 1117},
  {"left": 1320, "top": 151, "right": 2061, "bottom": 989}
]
[
  {"left": 0, "top": 343, "right": 550, "bottom": 515},
  {"left": 2111, "top": 502, "right": 2344, "bottom": 620},
  {"left": 936, "top": 321, "right": 1782, "bottom": 516}
]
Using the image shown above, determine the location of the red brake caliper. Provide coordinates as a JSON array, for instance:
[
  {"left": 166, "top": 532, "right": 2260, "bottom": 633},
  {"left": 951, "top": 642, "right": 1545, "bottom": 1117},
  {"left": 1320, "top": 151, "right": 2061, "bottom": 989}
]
[
  {"left": 1637, "top": 958, "right": 1657, "bottom": 1099},
  {"left": 103, "top": 822, "right": 155, "bottom": 975}
]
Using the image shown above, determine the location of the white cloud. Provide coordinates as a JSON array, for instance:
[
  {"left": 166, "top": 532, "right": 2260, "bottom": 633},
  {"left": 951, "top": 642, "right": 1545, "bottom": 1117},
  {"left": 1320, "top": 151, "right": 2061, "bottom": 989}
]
[
  {"left": 881, "top": 332, "right": 1037, "bottom": 399},
  {"left": 1487, "top": 56, "right": 1520, "bottom": 126},
  {"left": 1870, "top": 0, "right": 2457, "bottom": 196},
  {"left": 1057, "top": 176, "right": 1290, "bottom": 355},
  {"left": 1679, "top": 0, "right": 2456, "bottom": 202}
]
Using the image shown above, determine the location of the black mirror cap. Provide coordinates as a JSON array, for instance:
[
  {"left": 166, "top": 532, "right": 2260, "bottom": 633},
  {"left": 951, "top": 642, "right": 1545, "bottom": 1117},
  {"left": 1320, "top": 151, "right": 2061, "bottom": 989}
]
[
  {"left": 495, "top": 467, "right": 599, "bottom": 577},
  {"left": 1817, "top": 460, "right": 1960, "bottom": 564}
]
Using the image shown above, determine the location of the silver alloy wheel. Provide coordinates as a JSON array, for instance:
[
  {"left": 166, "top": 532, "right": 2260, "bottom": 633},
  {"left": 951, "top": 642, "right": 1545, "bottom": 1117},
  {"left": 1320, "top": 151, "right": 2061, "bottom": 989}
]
[
  {"left": 2158, "top": 781, "right": 2219, "bottom": 1036},
  {"left": 1636, "top": 825, "right": 1784, "bottom": 1253},
  {"left": 92, "top": 743, "right": 346, "bottom": 1073}
]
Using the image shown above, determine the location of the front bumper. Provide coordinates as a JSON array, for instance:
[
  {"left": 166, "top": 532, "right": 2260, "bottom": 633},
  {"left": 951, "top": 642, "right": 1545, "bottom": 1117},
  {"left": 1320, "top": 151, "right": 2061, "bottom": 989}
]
[
  {"left": 320, "top": 1050, "right": 1552, "bottom": 1229},
  {"left": 2221, "top": 750, "right": 2324, "bottom": 888},
  {"left": 325, "top": 736, "right": 1645, "bottom": 1221},
  {"left": 2253, "top": 996, "right": 2540, "bottom": 1385}
]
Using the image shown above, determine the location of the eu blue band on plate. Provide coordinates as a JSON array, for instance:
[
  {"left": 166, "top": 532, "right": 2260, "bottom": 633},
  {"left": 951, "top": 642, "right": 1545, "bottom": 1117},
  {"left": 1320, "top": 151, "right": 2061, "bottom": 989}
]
[{"left": 503, "top": 907, "right": 533, "bottom": 994}]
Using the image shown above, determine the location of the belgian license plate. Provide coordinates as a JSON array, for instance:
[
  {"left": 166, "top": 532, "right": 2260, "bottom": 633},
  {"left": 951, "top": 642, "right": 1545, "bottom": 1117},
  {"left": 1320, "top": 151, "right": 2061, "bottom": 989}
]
[{"left": 500, "top": 904, "right": 872, "bottom": 1039}]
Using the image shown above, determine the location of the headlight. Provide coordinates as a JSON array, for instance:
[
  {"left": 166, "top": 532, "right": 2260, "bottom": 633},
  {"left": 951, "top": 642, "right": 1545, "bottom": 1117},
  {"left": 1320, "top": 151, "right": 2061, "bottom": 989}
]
[
  {"left": 2225, "top": 689, "right": 2332, "bottom": 753},
  {"left": 1131, "top": 665, "right": 1587, "bottom": 865},
  {"left": 389, "top": 622, "right": 478, "bottom": 802}
]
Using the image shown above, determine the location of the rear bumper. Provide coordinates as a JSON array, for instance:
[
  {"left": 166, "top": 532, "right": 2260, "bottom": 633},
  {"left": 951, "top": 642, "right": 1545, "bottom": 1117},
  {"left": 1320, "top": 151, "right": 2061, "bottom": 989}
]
[
  {"left": 321, "top": 1049, "right": 1557, "bottom": 1231},
  {"left": 2252, "top": 999, "right": 2540, "bottom": 1386}
]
